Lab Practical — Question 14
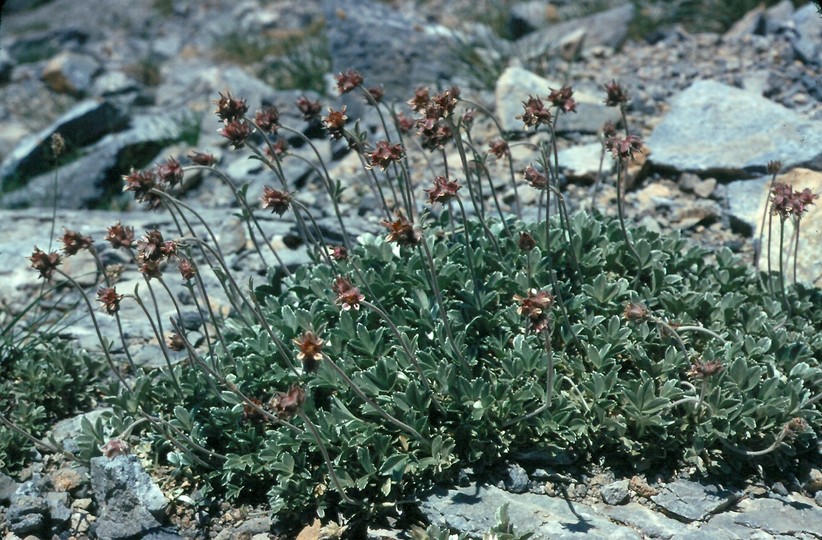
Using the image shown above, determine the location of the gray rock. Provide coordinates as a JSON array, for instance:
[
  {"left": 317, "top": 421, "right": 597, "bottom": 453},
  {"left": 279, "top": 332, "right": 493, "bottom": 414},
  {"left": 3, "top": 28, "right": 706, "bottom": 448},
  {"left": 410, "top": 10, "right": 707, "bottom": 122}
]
[
  {"left": 645, "top": 80, "right": 822, "bottom": 176},
  {"left": 7, "top": 494, "right": 49, "bottom": 535},
  {"left": 0, "top": 100, "right": 129, "bottom": 190},
  {"left": 815, "top": 491, "right": 822, "bottom": 507},
  {"left": 508, "top": 1, "right": 555, "bottom": 39},
  {"left": 323, "top": 0, "right": 459, "bottom": 101},
  {"left": 2, "top": 0, "right": 53, "bottom": 12},
  {"left": 0, "top": 471, "right": 20, "bottom": 504},
  {"left": 41, "top": 51, "right": 102, "bottom": 97},
  {"left": 558, "top": 143, "right": 607, "bottom": 182},
  {"left": 91, "top": 454, "right": 169, "bottom": 540},
  {"left": 48, "top": 409, "right": 112, "bottom": 456},
  {"left": 0, "top": 49, "right": 14, "bottom": 84},
  {"left": 601, "top": 479, "right": 630, "bottom": 505},
  {"left": 792, "top": 3, "right": 822, "bottom": 64},
  {"left": 421, "top": 484, "right": 642, "bottom": 539},
  {"left": 724, "top": 5, "right": 766, "bottom": 40},
  {"left": 765, "top": 0, "right": 795, "bottom": 34},
  {"left": 517, "top": 4, "right": 635, "bottom": 61},
  {"left": 733, "top": 495, "right": 822, "bottom": 537},
  {"left": 45, "top": 491, "right": 72, "bottom": 528},
  {"left": 93, "top": 70, "right": 141, "bottom": 97},
  {"left": 503, "top": 464, "right": 530, "bottom": 494},
  {"left": 725, "top": 175, "right": 769, "bottom": 236},
  {"left": 1, "top": 109, "right": 196, "bottom": 209},
  {"left": 651, "top": 479, "right": 742, "bottom": 522},
  {"left": 596, "top": 502, "right": 690, "bottom": 538},
  {"left": 803, "top": 467, "right": 822, "bottom": 494},
  {"left": 495, "top": 67, "right": 620, "bottom": 133}
]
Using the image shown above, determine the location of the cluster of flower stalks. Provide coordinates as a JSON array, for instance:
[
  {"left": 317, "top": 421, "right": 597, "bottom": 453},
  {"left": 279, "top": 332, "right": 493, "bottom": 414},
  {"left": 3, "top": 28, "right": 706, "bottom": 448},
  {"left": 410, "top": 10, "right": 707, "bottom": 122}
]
[{"left": 6, "top": 69, "right": 821, "bottom": 524}]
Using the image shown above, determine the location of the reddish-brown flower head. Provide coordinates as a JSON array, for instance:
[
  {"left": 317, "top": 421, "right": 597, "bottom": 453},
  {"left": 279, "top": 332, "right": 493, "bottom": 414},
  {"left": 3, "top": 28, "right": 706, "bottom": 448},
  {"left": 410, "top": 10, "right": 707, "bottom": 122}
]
[
  {"left": 524, "top": 165, "right": 548, "bottom": 190},
  {"left": 294, "top": 330, "right": 324, "bottom": 373},
  {"left": 518, "top": 232, "right": 537, "bottom": 251},
  {"left": 488, "top": 140, "right": 510, "bottom": 159},
  {"left": 97, "top": 287, "right": 123, "bottom": 315},
  {"left": 106, "top": 222, "right": 135, "bottom": 250},
  {"left": 425, "top": 175, "right": 461, "bottom": 205},
  {"left": 243, "top": 397, "right": 266, "bottom": 423},
  {"left": 101, "top": 439, "right": 130, "bottom": 459},
  {"left": 139, "top": 259, "right": 163, "bottom": 280},
  {"left": 687, "top": 360, "right": 723, "bottom": 379},
  {"left": 29, "top": 247, "right": 61, "bottom": 280},
  {"left": 330, "top": 245, "right": 348, "bottom": 261},
  {"left": 335, "top": 69, "right": 364, "bottom": 95},
  {"left": 408, "top": 87, "right": 430, "bottom": 112},
  {"left": 136, "top": 230, "right": 169, "bottom": 262},
  {"left": 623, "top": 303, "right": 649, "bottom": 322},
  {"left": 513, "top": 288, "right": 555, "bottom": 333},
  {"left": 265, "top": 138, "right": 289, "bottom": 161},
  {"left": 548, "top": 85, "right": 577, "bottom": 114},
  {"left": 333, "top": 276, "right": 365, "bottom": 311},
  {"left": 517, "top": 95, "right": 552, "bottom": 129},
  {"left": 168, "top": 333, "right": 186, "bottom": 352},
  {"left": 178, "top": 258, "right": 197, "bottom": 281},
  {"left": 323, "top": 106, "right": 348, "bottom": 140},
  {"left": 123, "top": 168, "right": 162, "bottom": 209},
  {"left": 220, "top": 119, "right": 252, "bottom": 149},
  {"left": 296, "top": 96, "right": 322, "bottom": 121},
  {"left": 394, "top": 112, "right": 415, "bottom": 133},
  {"left": 61, "top": 229, "right": 93, "bottom": 256},
  {"left": 605, "top": 134, "right": 643, "bottom": 161},
  {"left": 254, "top": 106, "right": 280, "bottom": 134},
  {"left": 188, "top": 150, "right": 217, "bottom": 167},
  {"left": 271, "top": 385, "right": 306, "bottom": 419},
  {"left": 261, "top": 186, "right": 292, "bottom": 216},
  {"left": 368, "top": 140, "right": 405, "bottom": 170},
  {"left": 604, "top": 80, "right": 629, "bottom": 107},
  {"left": 766, "top": 160, "right": 782, "bottom": 175},
  {"left": 214, "top": 91, "right": 248, "bottom": 122},
  {"left": 382, "top": 210, "right": 421, "bottom": 247},
  {"left": 366, "top": 85, "right": 384, "bottom": 104},
  {"left": 156, "top": 157, "right": 184, "bottom": 188}
]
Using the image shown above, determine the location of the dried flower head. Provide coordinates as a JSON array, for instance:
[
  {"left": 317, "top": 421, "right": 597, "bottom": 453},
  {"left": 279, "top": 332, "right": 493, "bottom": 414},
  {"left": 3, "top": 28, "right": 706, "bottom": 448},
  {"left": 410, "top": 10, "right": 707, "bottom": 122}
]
[
  {"left": 604, "top": 80, "right": 629, "bottom": 107},
  {"left": 156, "top": 157, "right": 184, "bottom": 187},
  {"left": 623, "top": 303, "right": 649, "bottom": 322},
  {"left": 517, "top": 95, "right": 552, "bottom": 129},
  {"left": 416, "top": 116, "right": 452, "bottom": 151},
  {"left": 382, "top": 210, "right": 421, "bottom": 247},
  {"left": 395, "top": 112, "right": 415, "bottom": 133},
  {"left": 50, "top": 132, "right": 66, "bottom": 158},
  {"left": 214, "top": 91, "right": 248, "bottom": 122},
  {"left": 139, "top": 258, "right": 163, "bottom": 280},
  {"left": 524, "top": 165, "right": 548, "bottom": 190},
  {"left": 368, "top": 140, "right": 405, "bottom": 170},
  {"left": 97, "top": 287, "right": 123, "bottom": 315},
  {"left": 513, "top": 288, "right": 555, "bottom": 333},
  {"left": 271, "top": 385, "right": 306, "bottom": 419},
  {"left": 518, "top": 232, "right": 537, "bottom": 251},
  {"left": 220, "top": 119, "right": 252, "bottom": 149},
  {"left": 29, "top": 247, "right": 61, "bottom": 280},
  {"left": 265, "top": 138, "right": 289, "bottom": 161},
  {"left": 323, "top": 106, "right": 348, "bottom": 140},
  {"left": 488, "top": 140, "right": 510, "bottom": 159},
  {"left": 101, "top": 439, "right": 130, "bottom": 459},
  {"left": 605, "top": 134, "right": 643, "bottom": 161},
  {"left": 254, "top": 106, "right": 280, "bottom": 133},
  {"left": 787, "top": 417, "right": 808, "bottom": 436},
  {"left": 243, "top": 397, "right": 266, "bottom": 423},
  {"left": 188, "top": 150, "right": 217, "bottom": 167},
  {"left": 765, "top": 160, "right": 782, "bottom": 175},
  {"left": 137, "top": 230, "right": 169, "bottom": 262},
  {"left": 296, "top": 96, "right": 322, "bottom": 121},
  {"left": 335, "top": 69, "right": 364, "bottom": 95},
  {"left": 601, "top": 121, "right": 618, "bottom": 139},
  {"left": 261, "top": 186, "right": 292, "bottom": 216},
  {"left": 548, "top": 85, "right": 577, "bottom": 113},
  {"left": 333, "top": 276, "right": 365, "bottom": 311},
  {"left": 61, "top": 229, "right": 93, "bottom": 256},
  {"left": 425, "top": 175, "right": 461, "bottom": 205},
  {"left": 294, "top": 330, "right": 324, "bottom": 373},
  {"left": 106, "top": 222, "right": 135, "bottom": 249}
]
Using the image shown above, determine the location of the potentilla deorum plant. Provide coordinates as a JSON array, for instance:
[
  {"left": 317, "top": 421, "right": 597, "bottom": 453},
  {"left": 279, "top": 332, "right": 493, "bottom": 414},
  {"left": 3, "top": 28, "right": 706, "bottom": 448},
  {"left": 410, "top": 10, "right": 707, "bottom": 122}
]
[{"left": 10, "top": 70, "right": 822, "bottom": 532}]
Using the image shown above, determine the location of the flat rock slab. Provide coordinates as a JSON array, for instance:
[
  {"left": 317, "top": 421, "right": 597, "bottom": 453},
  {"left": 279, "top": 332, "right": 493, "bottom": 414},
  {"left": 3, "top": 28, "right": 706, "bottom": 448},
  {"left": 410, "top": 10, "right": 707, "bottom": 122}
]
[
  {"left": 646, "top": 80, "right": 822, "bottom": 177},
  {"left": 651, "top": 479, "right": 742, "bottom": 522},
  {"left": 420, "top": 484, "right": 642, "bottom": 539},
  {"left": 596, "top": 502, "right": 690, "bottom": 539}
]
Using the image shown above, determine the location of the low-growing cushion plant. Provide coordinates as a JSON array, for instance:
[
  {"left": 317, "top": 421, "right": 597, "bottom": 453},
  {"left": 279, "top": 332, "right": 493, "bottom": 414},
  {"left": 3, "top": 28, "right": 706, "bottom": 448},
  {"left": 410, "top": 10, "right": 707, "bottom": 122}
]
[{"left": 12, "top": 72, "right": 821, "bottom": 534}]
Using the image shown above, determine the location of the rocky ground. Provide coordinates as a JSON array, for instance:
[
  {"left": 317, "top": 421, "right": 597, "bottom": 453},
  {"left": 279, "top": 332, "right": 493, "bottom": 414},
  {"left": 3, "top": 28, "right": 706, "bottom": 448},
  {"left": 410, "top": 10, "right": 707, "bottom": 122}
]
[{"left": 1, "top": 0, "right": 822, "bottom": 539}]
